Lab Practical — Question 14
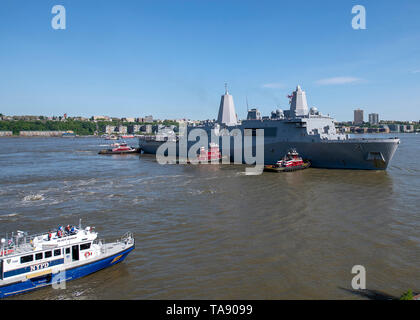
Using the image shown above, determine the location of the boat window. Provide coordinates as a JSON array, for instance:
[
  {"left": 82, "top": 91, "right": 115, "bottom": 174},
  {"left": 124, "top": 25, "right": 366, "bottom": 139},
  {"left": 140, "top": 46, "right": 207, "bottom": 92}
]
[
  {"left": 54, "top": 249, "right": 61, "bottom": 256},
  {"left": 244, "top": 128, "right": 277, "bottom": 137},
  {"left": 20, "top": 254, "right": 34, "bottom": 264},
  {"left": 80, "top": 243, "right": 91, "bottom": 251},
  {"left": 65, "top": 248, "right": 70, "bottom": 254},
  {"left": 45, "top": 251, "right": 52, "bottom": 258},
  {"left": 35, "top": 253, "right": 43, "bottom": 260}
]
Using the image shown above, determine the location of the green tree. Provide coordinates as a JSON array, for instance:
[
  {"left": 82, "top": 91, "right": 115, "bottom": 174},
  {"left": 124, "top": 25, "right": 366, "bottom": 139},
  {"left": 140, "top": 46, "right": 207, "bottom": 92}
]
[{"left": 400, "top": 289, "right": 414, "bottom": 300}]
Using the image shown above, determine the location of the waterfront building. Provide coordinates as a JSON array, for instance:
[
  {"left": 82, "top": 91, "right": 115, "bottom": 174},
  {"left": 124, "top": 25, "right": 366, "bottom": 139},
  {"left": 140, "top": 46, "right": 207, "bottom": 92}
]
[
  {"left": 19, "top": 131, "right": 66, "bottom": 137},
  {"left": 339, "top": 126, "right": 351, "bottom": 133},
  {"left": 388, "top": 124, "right": 400, "bottom": 132},
  {"left": 92, "top": 115, "right": 110, "bottom": 121},
  {"left": 144, "top": 115, "right": 153, "bottom": 123},
  {"left": 402, "top": 125, "right": 414, "bottom": 133},
  {"left": 354, "top": 109, "right": 364, "bottom": 125},
  {"left": 12, "top": 115, "right": 40, "bottom": 121},
  {"left": 117, "top": 126, "right": 128, "bottom": 134},
  {"left": 105, "top": 125, "right": 116, "bottom": 134},
  {"left": 72, "top": 116, "right": 89, "bottom": 121},
  {"left": 369, "top": 113, "right": 379, "bottom": 125},
  {"left": 379, "top": 127, "right": 390, "bottom": 133},
  {"left": 122, "top": 117, "right": 136, "bottom": 123},
  {"left": 127, "top": 124, "right": 141, "bottom": 134},
  {"left": 0, "top": 131, "right": 13, "bottom": 136}
]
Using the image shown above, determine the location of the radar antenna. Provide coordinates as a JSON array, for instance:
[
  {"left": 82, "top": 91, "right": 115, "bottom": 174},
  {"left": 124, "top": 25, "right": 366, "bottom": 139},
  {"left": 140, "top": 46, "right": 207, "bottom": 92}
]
[{"left": 287, "top": 93, "right": 293, "bottom": 105}]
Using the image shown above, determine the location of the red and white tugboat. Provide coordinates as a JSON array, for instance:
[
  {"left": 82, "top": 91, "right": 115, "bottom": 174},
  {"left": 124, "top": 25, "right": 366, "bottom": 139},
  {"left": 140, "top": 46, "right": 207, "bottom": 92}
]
[
  {"left": 197, "top": 143, "right": 222, "bottom": 163},
  {"left": 264, "top": 149, "right": 310, "bottom": 172},
  {"left": 98, "top": 142, "right": 140, "bottom": 155}
]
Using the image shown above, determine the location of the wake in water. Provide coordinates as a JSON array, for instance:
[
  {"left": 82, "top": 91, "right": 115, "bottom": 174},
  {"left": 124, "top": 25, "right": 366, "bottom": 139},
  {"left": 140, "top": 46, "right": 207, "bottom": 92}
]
[
  {"left": 0, "top": 213, "right": 19, "bottom": 220},
  {"left": 187, "top": 189, "right": 217, "bottom": 195},
  {"left": 0, "top": 213, "right": 19, "bottom": 222},
  {"left": 23, "top": 194, "right": 45, "bottom": 202}
]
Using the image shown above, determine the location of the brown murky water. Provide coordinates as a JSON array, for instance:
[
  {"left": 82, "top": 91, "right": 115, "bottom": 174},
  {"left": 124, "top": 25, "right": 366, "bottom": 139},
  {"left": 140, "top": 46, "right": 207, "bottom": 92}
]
[{"left": 0, "top": 134, "right": 419, "bottom": 299}]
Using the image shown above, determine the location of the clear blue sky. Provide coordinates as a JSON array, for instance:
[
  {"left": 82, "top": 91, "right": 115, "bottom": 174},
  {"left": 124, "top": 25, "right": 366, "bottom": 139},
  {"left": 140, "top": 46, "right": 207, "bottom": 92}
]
[{"left": 1, "top": 0, "right": 419, "bottom": 121}]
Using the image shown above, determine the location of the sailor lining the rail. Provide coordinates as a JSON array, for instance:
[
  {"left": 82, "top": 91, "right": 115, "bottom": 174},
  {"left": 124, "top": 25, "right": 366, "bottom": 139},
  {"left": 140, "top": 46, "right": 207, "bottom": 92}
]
[{"left": 56, "top": 225, "right": 64, "bottom": 238}]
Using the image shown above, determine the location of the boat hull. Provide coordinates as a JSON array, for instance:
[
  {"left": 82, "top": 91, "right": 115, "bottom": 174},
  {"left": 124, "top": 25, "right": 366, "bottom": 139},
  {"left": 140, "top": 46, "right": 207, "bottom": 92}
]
[
  {"left": 139, "top": 138, "right": 400, "bottom": 170},
  {"left": 264, "top": 161, "right": 311, "bottom": 172},
  {"left": 0, "top": 245, "right": 134, "bottom": 299},
  {"left": 98, "top": 148, "right": 141, "bottom": 155}
]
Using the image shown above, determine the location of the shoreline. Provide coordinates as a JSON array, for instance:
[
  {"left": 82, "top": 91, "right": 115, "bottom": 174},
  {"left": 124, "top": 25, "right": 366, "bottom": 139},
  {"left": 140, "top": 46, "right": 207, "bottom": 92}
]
[
  {"left": 1, "top": 132, "right": 418, "bottom": 138},
  {"left": 0, "top": 135, "right": 99, "bottom": 138}
]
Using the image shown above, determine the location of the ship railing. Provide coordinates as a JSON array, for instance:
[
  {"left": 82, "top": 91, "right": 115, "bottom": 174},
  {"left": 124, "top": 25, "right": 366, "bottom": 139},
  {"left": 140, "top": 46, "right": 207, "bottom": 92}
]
[
  {"left": 113, "top": 232, "right": 134, "bottom": 246},
  {"left": 91, "top": 232, "right": 133, "bottom": 256},
  {"left": 111, "top": 232, "right": 134, "bottom": 247},
  {"left": 1, "top": 229, "right": 87, "bottom": 257},
  {"left": 93, "top": 238, "right": 106, "bottom": 254},
  {"left": 1, "top": 231, "right": 41, "bottom": 256},
  {"left": 121, "top": 232, "right": 134, "bottom": 243}
]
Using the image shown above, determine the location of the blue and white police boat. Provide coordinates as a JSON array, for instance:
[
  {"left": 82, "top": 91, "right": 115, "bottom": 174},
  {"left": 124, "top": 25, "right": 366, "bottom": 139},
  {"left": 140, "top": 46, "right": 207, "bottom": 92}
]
[{"left": 0, "top": 221, "right": 134, "bottom": 298}]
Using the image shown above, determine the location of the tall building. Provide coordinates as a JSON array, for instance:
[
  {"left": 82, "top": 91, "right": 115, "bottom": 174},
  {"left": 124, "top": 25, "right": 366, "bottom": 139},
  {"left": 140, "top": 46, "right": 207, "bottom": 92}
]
[
  {"left": 117, "top": 125, "right": 127, "bottom": 134},
  {"left": 127, "top": 124, "right": 141, "bottom": 134},
  {"left": 105, "top": 125, "right": 115, "bottom": 134},
  {"left": 144, "top": 115, "right": 153, "bottom": 123},
  {"left": 354, "top": 109, "right": 364, "bottom": 125},
  {"left": 368, "top": 113, "right": 379, "bottom": 125}
]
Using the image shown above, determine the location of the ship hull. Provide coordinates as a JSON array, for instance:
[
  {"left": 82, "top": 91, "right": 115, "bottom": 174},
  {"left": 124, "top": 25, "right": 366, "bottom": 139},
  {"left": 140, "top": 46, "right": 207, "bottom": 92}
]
[
  {"left": 139, "top": 137, "right": 400, "bottom": 170},
  {"left": 261, "top": 139, "right": 399, "bottom": 170}
]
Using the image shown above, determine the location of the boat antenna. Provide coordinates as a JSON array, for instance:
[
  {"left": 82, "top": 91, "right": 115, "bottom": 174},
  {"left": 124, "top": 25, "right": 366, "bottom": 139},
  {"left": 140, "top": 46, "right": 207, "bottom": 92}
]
[
  {"left": 246, "top": 96, "right": 249, "bottom": 111},
  {"left": 79, "top": 218, "right": 82, "bottom": 229}
]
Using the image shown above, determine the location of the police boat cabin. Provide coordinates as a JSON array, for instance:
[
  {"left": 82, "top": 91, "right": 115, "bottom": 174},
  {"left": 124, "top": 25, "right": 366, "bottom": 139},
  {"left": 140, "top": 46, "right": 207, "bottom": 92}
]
[{"left": 0, "top": 221, "right": 134, "bottom": 298}]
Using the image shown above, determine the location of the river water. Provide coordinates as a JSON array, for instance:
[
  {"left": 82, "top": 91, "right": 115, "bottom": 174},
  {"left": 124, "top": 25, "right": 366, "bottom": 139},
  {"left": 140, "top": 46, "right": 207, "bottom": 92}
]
[{"left": 0, "top": 134, "right": 419, "bottom": 299}]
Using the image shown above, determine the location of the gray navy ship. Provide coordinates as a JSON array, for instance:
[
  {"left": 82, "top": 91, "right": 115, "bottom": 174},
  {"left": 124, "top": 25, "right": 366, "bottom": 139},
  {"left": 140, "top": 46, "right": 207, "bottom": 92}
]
[{"left": 139, "top": 85, "right": 399, "bottom": 170}]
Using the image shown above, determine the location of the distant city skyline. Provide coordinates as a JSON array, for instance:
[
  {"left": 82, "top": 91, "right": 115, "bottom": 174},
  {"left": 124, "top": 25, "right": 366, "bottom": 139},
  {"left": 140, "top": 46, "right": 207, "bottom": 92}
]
[{"left": 1, "top": 0, "right": 420, "bottom": 122}]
